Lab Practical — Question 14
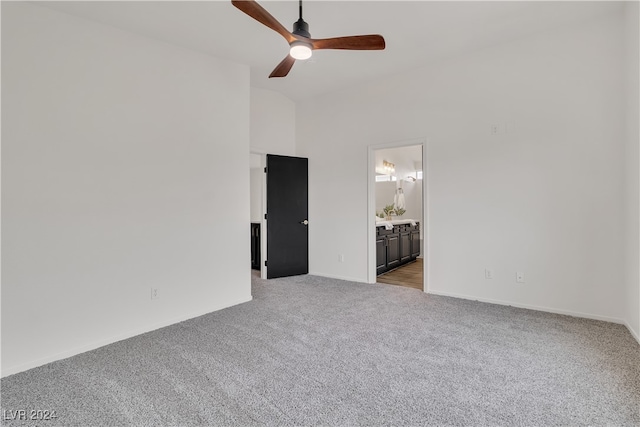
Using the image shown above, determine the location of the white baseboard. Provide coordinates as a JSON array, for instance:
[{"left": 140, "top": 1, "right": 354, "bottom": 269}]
[
  {"left": 308, "top": 272, "right": 368, "bottom": 284},
  {"left": 427, "top": 289, "right": 627, "bottom": 325},
  {"left": 624, "top": 320, "right": 640, "bottom": 345},
  {"left": 1, "top": 295, "right": 253, "bottom": 378}
]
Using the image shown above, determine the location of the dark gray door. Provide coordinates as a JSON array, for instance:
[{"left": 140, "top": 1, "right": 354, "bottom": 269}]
[{"left": 266, "top": 154, "right": 308, "bottom": 279}]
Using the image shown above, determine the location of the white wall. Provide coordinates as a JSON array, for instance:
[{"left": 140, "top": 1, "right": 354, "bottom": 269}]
[
  {"left": 250, "top": 167, "right": 263, "bottom": 222},
  {"left": 623, "top": 2, "right": 640, "bottom": 340},
  {"left": 375, "top": 180, "right": 422, "bottom": 223},
  {"left": 1, "top": 3, "right": 251, "bottom": 375},
  {"left": 249, "top": 88, "right": 296, "bottom": 279},
  {"left": 250, "top": 87, "right": 296, "bottom": 156},
  {"left": 248, "top": 89, "right": 297, "bottom": 221},
  {"left": 298, "top": 12, "right": 628, "bottom": 322}
]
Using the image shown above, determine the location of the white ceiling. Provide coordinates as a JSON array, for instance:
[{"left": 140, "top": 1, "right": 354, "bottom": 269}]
[{"left": 37, "top": 1, "right": 623, "bottom": 102}]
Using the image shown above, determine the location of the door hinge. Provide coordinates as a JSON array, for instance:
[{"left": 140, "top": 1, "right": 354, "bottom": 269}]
[
  {"left": 264, "top": 261, "right": 268, "bottom": 267},
  {"left": 264, "top": 214, "right": 267, "bottom": 220},
  {"left": 264, "top": 167, "right": 267, "bottom": 173}
]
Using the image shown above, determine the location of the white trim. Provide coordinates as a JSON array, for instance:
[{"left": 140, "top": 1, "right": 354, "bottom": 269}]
[
  {"left": 260, "top": 154, "right": 267, "bottom": 280},
  {"left": 427, "top": 289, "right": 627, "bottom": 325},
  {"left": 250, "top": 150, "right": 268, "bottom": 280},
  {"left": 423, "top": 142, "right": 430, "bottom": 294},
  {"left": 309, "top": 272, "right": 367, "bottom": 283},
  {"left": 367, "top": 138, "right": 428, "bottom": 289},
  {"left": 1, "top": 295, "right": 253, "bottom": 378},
  {"left": 430, "top": 289, "right": 640, "bottom": 344},
  {"left": 367, "top": 147, "right": 376, "bottom": 284},
  {"left": 368, "top": 138, "right": 427, "bottom": 151},
  {"left": 625, "top": 320, "right": 640, "bottom": 345}
]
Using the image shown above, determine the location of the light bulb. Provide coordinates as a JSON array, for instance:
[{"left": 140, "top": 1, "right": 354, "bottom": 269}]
[{"left": 290, "top": 42, "right": 312, "bottom": 60}]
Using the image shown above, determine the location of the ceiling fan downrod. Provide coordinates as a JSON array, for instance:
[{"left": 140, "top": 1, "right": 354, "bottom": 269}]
[{"left": 292, "top": 0, "right": 310, "bottom": 38}]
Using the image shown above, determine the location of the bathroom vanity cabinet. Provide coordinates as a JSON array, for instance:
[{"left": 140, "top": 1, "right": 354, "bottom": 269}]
[
  {"left": 250, "top": 222, "right": 260, "bottom": 270},
  {"left": 376, "top": 221, "right": 420, "bottom": 276}
]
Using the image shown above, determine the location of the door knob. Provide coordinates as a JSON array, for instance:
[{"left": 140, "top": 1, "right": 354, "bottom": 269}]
[{"left": 301, "top": 219, "right": 309, "bottom": 225}]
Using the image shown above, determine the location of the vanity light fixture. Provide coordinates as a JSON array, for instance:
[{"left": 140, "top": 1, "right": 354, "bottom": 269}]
[{"left": 383, "top": 160, "right": 395, "bottom": 174}]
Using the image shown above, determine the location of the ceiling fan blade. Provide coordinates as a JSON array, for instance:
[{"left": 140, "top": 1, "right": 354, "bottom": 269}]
[
  {"left": 310, "top": 35, "right": 386, "bottom": 51},
  {"left": 269, "top": 55, "right": 296, "bottom": 78},
  {"left": 232, "top": 0, "right": 295, "bottom": 43}
]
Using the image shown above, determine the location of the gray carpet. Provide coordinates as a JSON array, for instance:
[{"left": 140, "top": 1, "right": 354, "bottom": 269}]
[{"left": 1, "top": 273, "right": 639, "bottom": 426}]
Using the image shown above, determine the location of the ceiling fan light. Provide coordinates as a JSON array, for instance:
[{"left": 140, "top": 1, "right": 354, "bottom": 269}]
[{"left": 290, "top": 42, "right": 312, "bottom": 60}]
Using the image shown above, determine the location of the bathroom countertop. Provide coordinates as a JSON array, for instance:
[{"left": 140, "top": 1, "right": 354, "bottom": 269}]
[{"left": 375, "top": 219, "right": 418, "bottom": 226}]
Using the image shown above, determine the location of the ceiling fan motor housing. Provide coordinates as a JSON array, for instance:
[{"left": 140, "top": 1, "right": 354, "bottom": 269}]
[{"left": 293, "top": 18, "right": 310, "bottom": 38}]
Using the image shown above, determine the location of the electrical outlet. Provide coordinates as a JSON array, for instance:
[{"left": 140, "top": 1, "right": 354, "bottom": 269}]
[
  {"left": 490, "top": 123, "right": 509, "bottom": 135},
  {"left": 516, "top": 272, "right": 525, "bottom": 283},
  {"left": 151, "top": 288, "right": 159, "bottom": 300},
  {"left": 338, "top": 254, "right": 345, "bottom": 263},
  {"left": 485, "top": 269, "right": 493, "bottom": 279}
]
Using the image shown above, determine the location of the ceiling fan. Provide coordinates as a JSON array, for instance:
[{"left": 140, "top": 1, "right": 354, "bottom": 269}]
[{"left": 231, "top": 0, "right": 386, "bottom": 78}]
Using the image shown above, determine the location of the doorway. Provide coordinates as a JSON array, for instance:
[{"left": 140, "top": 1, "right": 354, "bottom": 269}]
[
  {"left": 265, "top": 154, "right": 309, "bottom": 279},
  {"left": 250, "top": 152, "right": 266, "bottom": 279},
  {"left": 249, "top": 152, "right": 310, "bottom": 280},
  {"left": 367, "top": 140, "right": 427, "bottom": 291}
]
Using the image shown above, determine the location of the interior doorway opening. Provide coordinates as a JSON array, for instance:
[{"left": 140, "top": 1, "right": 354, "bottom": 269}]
[
  {"left": 249, "top": 152, "right": 267, "bottom": 279},
  {"left": 368, "top": 140, "right": 427, "bottom": 291},
  {"left": 249, "top": 152, "right": 309, "bottom": 280}
]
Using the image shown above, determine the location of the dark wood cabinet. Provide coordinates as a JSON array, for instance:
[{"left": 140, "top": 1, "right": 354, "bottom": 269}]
[
  {"left": 250, "top": 223, "right": 261, "bottom": 270},
  {"left": 376, "top": 237, "right": 387, "bottom": 275},
  {"left": 376, "top": 222, "right": 420, "bottom": 276},
  {"left": 387, "top": 234, "right": 400, "bottom": 270},
  {"left": 410, "top": 229, "right": 421, "bottom": 259},
  {"left": 399, "top": 230, "right": 411, "bottom": 263}
]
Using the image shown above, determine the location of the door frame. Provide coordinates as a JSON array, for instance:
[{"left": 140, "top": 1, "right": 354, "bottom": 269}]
[
  {"left": 265, "top": 154, "right": 309, "bottom": 278},
  {"left": 250, "top": 150, "right": 268, "bottom": 279},
  {"left": 367, "top": 138, "right": 429, "bottom": 292}
]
